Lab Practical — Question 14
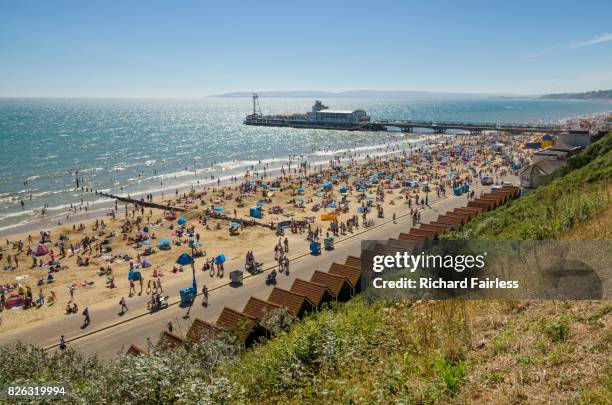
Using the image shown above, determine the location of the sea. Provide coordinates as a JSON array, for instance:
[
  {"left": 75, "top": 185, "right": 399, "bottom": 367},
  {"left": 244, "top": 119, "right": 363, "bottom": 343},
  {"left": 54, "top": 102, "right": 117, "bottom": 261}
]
[{"left": 1, "top": 97, "right": 610, "bottom": 235}]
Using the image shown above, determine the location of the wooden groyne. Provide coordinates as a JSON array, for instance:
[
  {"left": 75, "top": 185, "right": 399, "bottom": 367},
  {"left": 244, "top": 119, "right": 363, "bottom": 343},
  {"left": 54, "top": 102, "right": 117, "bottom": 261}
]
[
  {"left": 97, "top": 192, "right": 186, "bottom": 212},
  {"left": 98, "top": 192, "right": 274, "bottom": 229}
]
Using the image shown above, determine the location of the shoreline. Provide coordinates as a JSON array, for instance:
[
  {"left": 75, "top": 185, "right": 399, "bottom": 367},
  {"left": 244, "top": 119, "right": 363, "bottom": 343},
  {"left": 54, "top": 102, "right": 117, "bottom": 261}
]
[{"left": 0, "top": 134, "right": 436, "bottom": 238}]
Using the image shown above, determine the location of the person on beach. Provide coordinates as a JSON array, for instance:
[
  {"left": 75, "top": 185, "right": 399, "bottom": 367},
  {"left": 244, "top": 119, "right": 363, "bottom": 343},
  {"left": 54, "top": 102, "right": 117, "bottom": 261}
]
[{"left": 59, "top": 335, "right": 66, "bottom": 351}]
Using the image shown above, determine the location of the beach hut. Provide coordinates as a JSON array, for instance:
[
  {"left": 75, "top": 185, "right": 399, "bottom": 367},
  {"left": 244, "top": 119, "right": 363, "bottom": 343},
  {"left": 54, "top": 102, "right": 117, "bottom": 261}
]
[
  {"left": 215, "top": 307, "right": 266, "bottom": 347},
  {"left": 328, "top": 263, "right": 362, "bottom": 294},
  {"left": 126, "top": 344, "right": 148, "bottom": 356},
  {"left": 242, "top": 297, "right": 281, "bottom": 322},
  {"left": 156, "top": 331, "right": 185, "bottom": 350},
  {"left": 267, "top": 287, "right": 315, "bottom": 318},
  {"left": 310, "top": 271, "right": 352, "bottom": 301},
  {"left": 290, "top": 279, "right": 334, "bottom": 309},
  {"left": 186, "top": 318, "right": 220, "bottom": 343}
]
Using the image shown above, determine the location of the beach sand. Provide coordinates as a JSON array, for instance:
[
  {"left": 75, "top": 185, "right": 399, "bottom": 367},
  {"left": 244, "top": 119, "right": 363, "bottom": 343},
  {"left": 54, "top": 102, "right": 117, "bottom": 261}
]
[{"left": 0, "top": 133, "right": 531, "bottom": 334}]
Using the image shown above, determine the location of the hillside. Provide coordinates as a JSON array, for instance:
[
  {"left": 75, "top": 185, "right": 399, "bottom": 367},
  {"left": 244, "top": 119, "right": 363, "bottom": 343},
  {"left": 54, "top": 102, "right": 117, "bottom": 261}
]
[
  {"left": 1, "top": 133, "right": 610, "bottom": 404},
  {"left": 541, "top": 89, "right": 612, "bottom": 100}
]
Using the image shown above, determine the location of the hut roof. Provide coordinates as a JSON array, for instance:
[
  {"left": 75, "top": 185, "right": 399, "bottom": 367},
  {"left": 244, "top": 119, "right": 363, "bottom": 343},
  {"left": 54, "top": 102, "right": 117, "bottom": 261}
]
[
  {"left": 243, "top": 297, "right": 281, "bottom": 321},
  {"left": 187, "top": 318, "right": 220, "bottom": 342},
  {"left": 310, "top": 270, "right": 351, "bottom": 298},
  {"left": 216, "top": 307, "right": 258, "bottom": 341},
  {"left": 344, "top": 255, "right": 362, "bottom": 269},
  {"left": 268, "top": 287, "right": 314, "bottom": 317},
  {"left": 328, "top": 263, "right": 361, "bottom": 288},
  {"left": 290, "top": 278, "right": 333, "bottom": 307},
  {"left": 126, "top": 344, "right": 148, "bottom": 356},
  {"left": 156, "top": 331, "right": 185, "bottom": 349}
]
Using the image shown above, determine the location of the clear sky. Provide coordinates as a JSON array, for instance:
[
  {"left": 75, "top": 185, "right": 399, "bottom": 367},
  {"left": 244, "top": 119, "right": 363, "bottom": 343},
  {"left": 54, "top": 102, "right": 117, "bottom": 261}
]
[{"left": 1, "top": 0, "right": 611, "bottom": 97}]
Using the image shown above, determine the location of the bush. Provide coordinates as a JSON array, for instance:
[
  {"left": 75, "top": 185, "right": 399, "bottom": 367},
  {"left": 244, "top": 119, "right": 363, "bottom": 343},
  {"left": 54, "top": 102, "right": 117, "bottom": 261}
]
[{"left": 432, "top": 352, "right": 467, "bottom": 394}]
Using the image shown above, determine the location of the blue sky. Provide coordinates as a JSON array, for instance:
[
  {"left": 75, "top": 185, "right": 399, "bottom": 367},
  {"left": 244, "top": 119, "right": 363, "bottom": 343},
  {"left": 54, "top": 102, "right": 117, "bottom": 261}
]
[{"left": 1, "top": 0, "right": 611, "bottom": 97}]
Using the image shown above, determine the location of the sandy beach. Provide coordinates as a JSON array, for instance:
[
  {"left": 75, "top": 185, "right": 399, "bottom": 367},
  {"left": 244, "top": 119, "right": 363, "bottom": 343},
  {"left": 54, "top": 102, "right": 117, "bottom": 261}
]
[{"left": 0, "top": 133, "right": 532, "bottom": 335}]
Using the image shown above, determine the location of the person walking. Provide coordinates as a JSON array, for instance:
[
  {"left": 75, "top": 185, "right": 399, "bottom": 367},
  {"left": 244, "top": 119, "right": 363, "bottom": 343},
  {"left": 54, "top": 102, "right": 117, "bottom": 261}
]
[
  {"left": 283, "top": 237, "right": 289, "bottom": 253},
  {"left": 119, "top": 297, "right": 128, "bottom": 314},
  {"left": 59, "top": 335, "right": 66, "bottom": 351},
  {"left": 392, "top": 212, "right": 397, "bottom": 224},
  {"left": 82, "top": 306, "right": 90, "bottom": 327},
  {"left": 156, "top": 275, "right": 163, "bottom": 293},
  {"left": 146, "top": 337, "right": 153, "bottom": 353},
  {"left": 167, "top": 320, "right": 173, "bottom": 333},
  {"left": 202, "top": 285, "right": 209, "bottom": 306}
]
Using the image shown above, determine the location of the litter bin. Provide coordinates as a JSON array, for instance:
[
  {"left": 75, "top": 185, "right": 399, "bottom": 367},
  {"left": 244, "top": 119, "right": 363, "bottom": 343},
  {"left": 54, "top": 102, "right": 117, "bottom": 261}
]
[{"left": 230, "top": 270, "right": 243, "bottom": 286}]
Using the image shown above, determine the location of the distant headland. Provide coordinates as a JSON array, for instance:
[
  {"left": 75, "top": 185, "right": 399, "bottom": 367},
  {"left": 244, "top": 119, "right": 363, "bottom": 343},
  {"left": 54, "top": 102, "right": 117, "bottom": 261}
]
[{"left": 541, "top": 89, "right": 612, "bottom": 100}]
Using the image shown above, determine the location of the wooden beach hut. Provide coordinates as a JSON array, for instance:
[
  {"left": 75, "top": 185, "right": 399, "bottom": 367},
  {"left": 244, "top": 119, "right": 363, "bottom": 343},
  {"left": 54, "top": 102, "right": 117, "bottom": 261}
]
[
  {"left": 290, "top": 278, "right": 334, "bottom": 309},
  {"left": 267, "top": 287, "right": 315, "bottom": 318},
  {"left": 216, "top": 307, "right": 266, "bottom": 347},
  {"left": 310, "top": 271, "right": 352, "bottom": 302},
  {"left": 187, "top": 318, "right": 220, "bottom": 343}
]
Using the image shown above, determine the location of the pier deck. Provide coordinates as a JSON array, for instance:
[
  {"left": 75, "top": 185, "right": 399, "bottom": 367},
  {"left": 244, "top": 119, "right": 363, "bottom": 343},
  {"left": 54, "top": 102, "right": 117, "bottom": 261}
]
[{"left": 245, "top": 117, "right": 564, "bottom": 134}]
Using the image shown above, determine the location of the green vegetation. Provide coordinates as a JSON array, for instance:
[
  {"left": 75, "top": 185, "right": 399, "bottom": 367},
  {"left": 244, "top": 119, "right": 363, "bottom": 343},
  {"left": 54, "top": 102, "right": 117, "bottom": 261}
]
[
  {"left": 1, "top": 133, "right": 611, "bottom": 404},
  {"left": 447, "top": 131, "right": 612, "bottom": 240}
]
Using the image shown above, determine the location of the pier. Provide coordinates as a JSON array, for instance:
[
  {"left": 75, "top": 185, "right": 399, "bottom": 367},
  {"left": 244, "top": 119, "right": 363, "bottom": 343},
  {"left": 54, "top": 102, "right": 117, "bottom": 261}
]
[
  {"left": 244, "top": 94, "right": 564, "bottom": 134},
  {"left": 376, "top": 119, "right": 564, "bottom": 134},
  {"left": 245, "top": 117, "right": 564, "bottom": 134}
]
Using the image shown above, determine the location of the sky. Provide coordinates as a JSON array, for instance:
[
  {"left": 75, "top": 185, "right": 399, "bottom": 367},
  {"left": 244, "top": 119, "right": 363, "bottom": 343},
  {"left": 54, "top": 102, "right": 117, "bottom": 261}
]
[{"left": 1, "top": 0, "right": 611, "bottom": 97}]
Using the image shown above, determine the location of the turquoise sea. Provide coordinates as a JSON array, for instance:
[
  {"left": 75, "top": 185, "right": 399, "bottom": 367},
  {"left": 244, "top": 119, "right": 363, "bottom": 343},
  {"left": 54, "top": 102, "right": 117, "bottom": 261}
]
[{"left": 0, "top": 97, "right": 610, "bottom": 234}]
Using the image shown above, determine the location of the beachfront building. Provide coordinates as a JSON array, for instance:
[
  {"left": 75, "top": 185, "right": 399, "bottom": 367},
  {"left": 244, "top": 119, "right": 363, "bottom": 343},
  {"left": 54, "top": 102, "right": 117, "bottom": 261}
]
[
  {"left": 306, "top": 100, "right": 370, "bottom": 124},
  {"left": 519, "top": 158, "right": 566, "bottom": 191}
]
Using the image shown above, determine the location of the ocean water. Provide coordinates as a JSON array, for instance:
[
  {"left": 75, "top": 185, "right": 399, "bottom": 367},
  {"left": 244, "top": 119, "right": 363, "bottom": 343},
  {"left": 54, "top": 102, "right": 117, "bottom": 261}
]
[{"left": 0, "top": 97, "right": 610, "bottom": 234}]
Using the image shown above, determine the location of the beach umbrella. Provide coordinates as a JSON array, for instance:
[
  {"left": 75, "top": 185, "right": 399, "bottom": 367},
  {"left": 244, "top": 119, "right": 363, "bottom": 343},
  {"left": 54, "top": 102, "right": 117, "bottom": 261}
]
[
  {"left": 143, "top": 226, "right": 149, "bottom": 233},
  {"left": 176, "top": 253, "right": 194, "bottom": 265},
  {"left": 214, "top": 207, "right": 224, "bottom": 212},
  {"left": 177, "top": 217, "right": 187, "bottom": 225},
  {"left": 215, "top": 254, "right": 226, "bottom": 264},
  {"left": 229, "top": 222, "right": 240, "bottom": 228}
]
